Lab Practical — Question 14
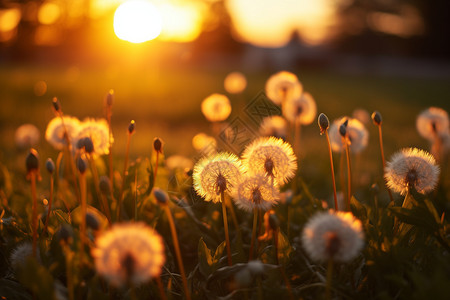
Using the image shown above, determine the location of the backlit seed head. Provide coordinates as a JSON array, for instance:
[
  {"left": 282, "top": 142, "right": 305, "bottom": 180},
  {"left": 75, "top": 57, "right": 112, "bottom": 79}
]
[
  {"left": 128, "top": 120, "right": 135, "bottom": 134},
  {"left": 318, "top": 113, "right": 329, "bottom": 134},
  {"left": 26, "top": 149, "right": 39, "bottom": 174},
  {"left": 46, "top": 158, "right": 55, "bottom": 174},
  {"left": 371, "top": 111, "right": 382, "bottom": 125},
  {"left": 153, "top": 137, "right": 163, "bottom": 153}
]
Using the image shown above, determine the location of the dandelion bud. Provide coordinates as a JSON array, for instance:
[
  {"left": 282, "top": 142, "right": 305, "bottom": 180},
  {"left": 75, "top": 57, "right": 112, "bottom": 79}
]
[
  {"left": 371, "top": 111, "right": 382, "bottom": 125},
  {"left": 128, "top": 120, "right": 135, "bottom": 134},
  {"left": 26, "top": 149, "right": 39, "bottom": 174},
  {"left": 371, "top": 183, "right": 379, "bottom": 194},
  {"left": 77, "top": 157, "right": 87, "bottom": 174},
  {"left": 86, "top": 212, "right": 100, "bottom": 231},
  {"left": 52, "top": 97, "right": 61, "bottom": 112},
  {"left": 106, "top": 90, "right": 114, "bottom": 106},
  {"left": 318, "top": 113, "right": 329, "bottom": 134},
  {"left": 339, "top": 123, "right": 347, "bottom": 138},
  {"left": 153, "top": 188, "right": 169, "bottom": 205},
  {"left": 57, "top": 224, "right": 73, "bottom": 244},
  {"left": 45, "top": 158, "right": 55, "bottom": 174},
  {"left": 99, "top": 176, "right": 112, "bottom": 195},
  {"left": 76, "top": 138, "right": 85, "bottom": 150},
  {"left": 84, "top": 137, "right": 94, "bottom": 154},
  {"left": 153, "top": 137, "right": 163, "bottom": 153}
]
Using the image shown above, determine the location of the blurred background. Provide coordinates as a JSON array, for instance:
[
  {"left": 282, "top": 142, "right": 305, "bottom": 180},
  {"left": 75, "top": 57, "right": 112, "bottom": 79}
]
[{"left": 1, "top": 0, "right": 450, "bottom": 168}]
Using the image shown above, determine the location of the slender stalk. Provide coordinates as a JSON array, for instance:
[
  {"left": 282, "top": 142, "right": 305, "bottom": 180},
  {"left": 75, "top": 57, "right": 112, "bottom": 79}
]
[
  {"left": 79, "top": 172, "right": 87, "bottom": 260},
  {"left": 221, "top": 191, "right": 232, "bottom": 266},
  {"left": 155, "top": 276, "right": 167, "bottom": 300},
  {"left": 226, "top": 195, "right": 243, "bottom": 243},
  {"left": 274, "top": 229, "right": 294, "bottom": 300},
  {"left": 89, "top": 155, "right": 112, "bottom": 224},
  {"left": 249, "top": 208, "right": 258, "bottom": 261},
  {"left": 326, "top": 259, "right": 333, "bottom": 300},
  {"left": 154, "top": 151, "right": 160, "bottom": 181},
  {"left": 118, "top": 132, "right": 132, "bottom": 221},
  {"left": 377, "top": 125, "right": 394, "bottom": 203},
  {"left": 42, "top": 174, "right": 54, "bottom": 235},
  {"left": 163, "top": 205, "right": 191, "bottom": 300},
  {"left": 107, "top": 110, "right": 114, "bottom": 190},
  {"left": 344, "top": 140, "right": 352, "bottom": 211},
  {"left": 325, "top": 131, "right": 338, "bottom": 210},
  {"left": 339, "top": 152, "right": 346, "bottom": 206},
  {"left": 30, "top": 172, "right": 38, "bottom": 257}
]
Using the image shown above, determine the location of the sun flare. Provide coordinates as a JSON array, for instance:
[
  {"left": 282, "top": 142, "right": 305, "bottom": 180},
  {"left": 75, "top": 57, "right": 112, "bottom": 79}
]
[{"left": 113, "top": 0, "right": 162, "bottom": 43}]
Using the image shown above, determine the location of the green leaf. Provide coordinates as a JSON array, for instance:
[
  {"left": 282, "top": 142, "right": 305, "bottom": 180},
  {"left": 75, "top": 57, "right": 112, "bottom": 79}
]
[
  {"left": 390, "top": 206, "right": 440, "bottom": 233},
  {"left": 350, "top": 196, "right": 368, "bottom": 223},
  {"left": 277, "top": 231, "right": 292, "bottom": 265},
  {"left": 198, "top": 237, "right": 214, "bottom": 277},
  {"left": 53, "top": 209, "right": 71, "bottom": 224}
]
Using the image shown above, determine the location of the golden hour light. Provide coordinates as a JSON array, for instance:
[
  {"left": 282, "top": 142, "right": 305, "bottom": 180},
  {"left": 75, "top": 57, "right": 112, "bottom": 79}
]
[
  {"left": 38, "top": 1, "right": 61, "bottom": 25},
  {"left": 114, "top": 0, "right": 162, "bottom": 43},
  {"left": 158, "top": 3, "right": 204, "bottom": 42}
]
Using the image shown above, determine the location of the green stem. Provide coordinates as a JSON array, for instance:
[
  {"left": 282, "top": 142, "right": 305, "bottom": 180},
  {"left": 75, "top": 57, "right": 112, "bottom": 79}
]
[
  {"left": 221, "top": 191, "right": 232, "bottom": 266},
  {"left": 89, "top": 155, "right": 112, "bottom": 224},
  {"left": 325, "top": 131, "right": 338, "bottom": 210},
  {"left": 378, "top": 125, "right": 394, "bottom": 204},
  {"left": 164, "top": 205, "right": 191, "bottom": 300},
  {"left": 30, "top": 172, "right": 38, "bottom": 257},
  {"left": 79, "top": 172, "right": 87, "bottom": 263},
  {"left": 42, "top": 175, "right": 54, "bottom": 235},
  {"left": 155, "top": 276, "right": 167, "bottom": 300},
  {"left": 344, "top": 140, "right": 352, "bottom": 211},
  {"left": 249, "top": 208, "right": 258, "bottom": 261}
]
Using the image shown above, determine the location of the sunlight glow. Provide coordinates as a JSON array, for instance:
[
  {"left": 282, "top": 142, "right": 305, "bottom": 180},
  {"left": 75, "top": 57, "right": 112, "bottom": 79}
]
[
  {"left": 38, "top": 1, "right": 61, "bottom": 25},
  {"left": 114, "top": 0, "right": 162, "bottom": 43},
  {"left": 0, "top": 8, "right": 21, "bottom": 32},
  {"left": 158, "top": 3, "right": 204, "bottom": 42}
]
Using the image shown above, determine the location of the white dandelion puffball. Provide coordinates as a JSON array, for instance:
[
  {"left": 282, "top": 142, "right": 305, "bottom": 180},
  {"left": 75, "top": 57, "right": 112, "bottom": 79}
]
[
  {"left": 385, "top": 147, "right": 440, "bottom": 195},
  {"left": 265, "top": 71, "right": 303, "bottom": 105},
  {"left": 242, "top": 137, "right": 297, "bottom": 185},
  {"left": 416, "top": 107, "right": 449, "bottom": 141},
  {"left": 259, "top": 115, "right": 288, "bottom": 140},
  {"left": 76, "top": 118, "right": 112, "bottom": 156},
  {"left": 92, "top": 222, "right": 165, "bottom": 287},
  {"left": 302, "top": 211, "right": 364, "bottom": 263},
  {"left": 15, "top": 124, "right": 40, "bottom": 149},
  {"left": 224, "top": 72, "right": 247, "bottom": 94},
  {"left": 45, "top": 116, "right": 81, "bottom": 150},
  {"left": 201, "top": 93, "right": 232, "bottom": 122},
  {"left": 193, "top": 152, "right": 244, "bottom": 202},
  {"left": 233, "top": 174, "right": 280, "bottom": 212},
  {"left": 282, "top": 92, "right": 317, "bottom": 125},
  {"left": 329, "top": 117, "right": 369, "bottom": 153}
]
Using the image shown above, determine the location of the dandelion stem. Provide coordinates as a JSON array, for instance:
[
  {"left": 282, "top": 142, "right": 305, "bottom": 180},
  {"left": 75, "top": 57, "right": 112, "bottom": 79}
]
[
  {"left": 107, "top": 107, "right": 114, "bottom": 191},
  {"left": 155, "top": 276, "right": 167, "bottom": 300},
  {"left": 227, "top": 195, "right": 243, "bottom": 244},
  {"left": 118, "top": 131, "right": 132, "bottom": 221},
  {"left": 163, "top": 205, "right": 191, "bottom": 300},
  {"left": 42, "top": 174, "right": 54, "bottom": 235},
  {"left": 154, "top": 151, "right": 160, "bottom": 181},
  {"left": 377, "top": 125, "right": 394, "bottom": 204},
  {"left": 89, "top": 155, "right": 112, "bottom": 224},
  {"left": 326, "top": 258, "right": 333, "bottom": 300},
  {"left": 249, "top": 208, "right": 258, "bottom": 261},
  {"left": 344, "top": 140, "right": 352, "bottom": 210},
  {"left": 274, "top": 230, "right": 294, "bottom": 300},
  {"left": 325, "top": 131, "right": 338, "bottom": 210},
  {"left": 30, "top": 172, "right": 38, "bottom": 257},
  {"left": 221, "top": 191, "right": 232, "bottom": 266},
  {"left": 79, "top": 172, "right": 87, "bottom": 261}
]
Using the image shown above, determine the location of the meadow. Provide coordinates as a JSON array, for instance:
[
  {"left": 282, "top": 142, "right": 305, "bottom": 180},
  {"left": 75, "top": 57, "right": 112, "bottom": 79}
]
[{"left": 0, "top": 63, "right": 449, "bottom": 299}]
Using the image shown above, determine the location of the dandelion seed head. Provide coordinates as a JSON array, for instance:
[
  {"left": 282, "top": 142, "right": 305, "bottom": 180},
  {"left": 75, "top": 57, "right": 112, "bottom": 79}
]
[
  {"left": 193, "top": 152, "right": 244, "bottom": 203},
  {"left": 329, "top": 117, "right": 369, "bottom": 153},
  {"left": 45, "top": 116, "right": 81, "bottom": 150},
  {"left": 282, "top": 92, "right": 317, "bottom": 125},
  {"left": 201, "top": 93, "right": 232, "bottom": 122},
  {"left": 92, "top": 222, "right": 165, "bottom": 287},
  {"left": 416, "top": 107, "right": 449, "bottom": 141},
  {"left": 259, "top": 116, "right": 287, "bottom": 140},
  {"left": 302, "top": 211, "right": 364, "bottom": 263},
  {"left": 224, "top": 72, "right": 247, "bottom": 94},
  {"left": 233, "top": 174, "right": 279, "bottom": 212},
  {"left": 242, "top": 137, "right": 297, "bottom": 185},
  {"left": 384, "top": 147, "right": 440, "bottom": 195},
  {"left": 10, "top": 242, "right": 41, "bottom": 273},
  {"left": 15, "top": 124, "right": 40, "bottom": 149},
  {"left": 265, "top": 71, "right": 302, "bottom": 105},
  {"left": 352, "top": 108, "right": 371, "bottom": 125},
  {"left": 76, "top": 118, "right": 111, "bottom": 156}
]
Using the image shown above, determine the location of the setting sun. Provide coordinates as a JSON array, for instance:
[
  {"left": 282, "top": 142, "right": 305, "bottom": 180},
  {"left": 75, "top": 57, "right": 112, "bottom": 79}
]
[{"left": 113, "top": 0, "right": 162, "bottom": 43}]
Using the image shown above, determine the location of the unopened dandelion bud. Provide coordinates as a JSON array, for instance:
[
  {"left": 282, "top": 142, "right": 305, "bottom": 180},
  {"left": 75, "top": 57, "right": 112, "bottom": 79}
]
[
  {"left": 371, "top": 183, "right": 379, "bottom": 194},
  {"left": 57, "top": 224, "right": 73, "bottom": 244},
  {"left": 86, "top": 212, "right": 100, "bottom": 231},
  {"left": 77, "top": 157, "right": 87, "bottom": 174},
  {"left": 26, "top": 149, "right": 39, "bottom": 174},
  {"left": 52, "top": 97, "right": 61, "bottom": 112},
  {"left": 371, "top": 111, "right": 382, "bottom": 125},
  {"left": 153, "top": 137, "right": 163, "bottom": 153},
  {"left": 99, "top": 176, "right": 112, "bottom": 195},
  {"left": 318, "top": 113, "right": 329, "bottom": 134},
  {"left": 45, "top": 158, "right": 55, "bottom": 174},
  {"left": 106, "top": 90, "right": 114, "bottom": 106},
  {"left": 84, "top": 137, "right": 94, "bottom": 154},
  {"left": 153, "top": 188, "right": 169, "bottom": 205},
  {"left": 128, "top": 120, "right": 135, "bottom": 134},
  {"left": 339, "top": 123, "right": 347, "bottom": 138},
  {"left": 76, "top": 138, "right": 85, "bottom": 150}
]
